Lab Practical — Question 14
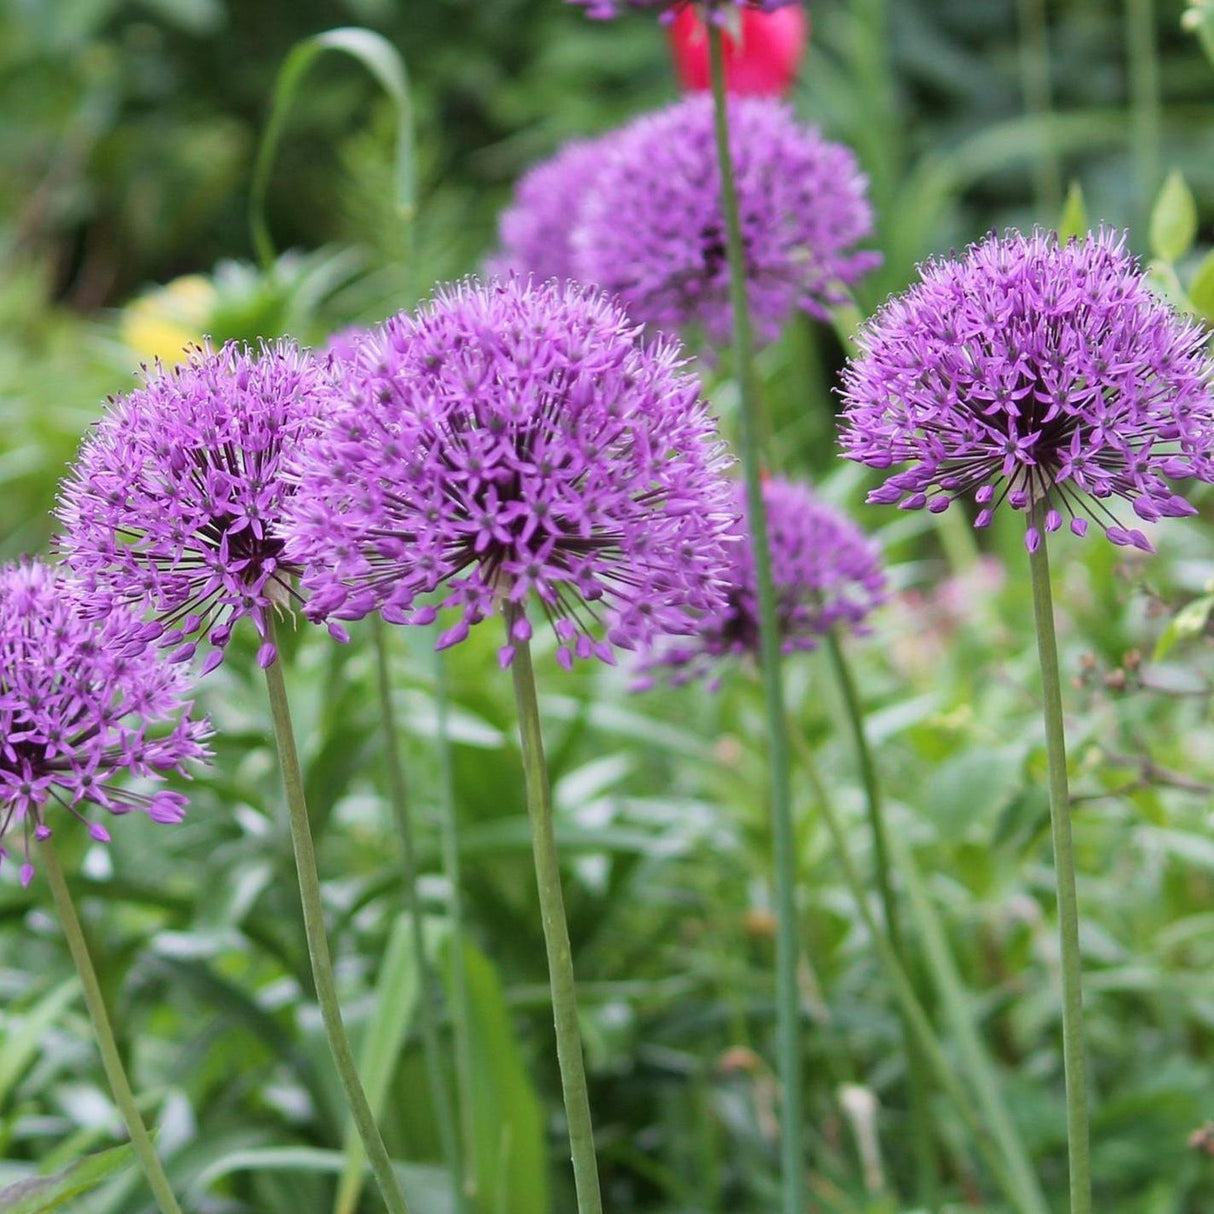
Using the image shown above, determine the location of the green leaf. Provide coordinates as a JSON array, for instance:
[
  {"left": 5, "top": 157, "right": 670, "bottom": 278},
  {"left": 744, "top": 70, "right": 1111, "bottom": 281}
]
[
  {"left": 1154, "top": 594, "right": 1214, "bottom": 659},
  {"left": 1187, "top": 248, "right": 1214, "bottom": 323},
  {"left": 1149, "top": 170, "right": 1198, "bottom": 264},
  {"left": 1057, "top": 180, "right": 1087, "bottom": 242},
  {"left": 0, "top": 979, "right": 79, "bottom": 1109},
  {"left": 0, "top": 1144, "right": 134, "bottom": 1213},
  {"left": 193, "top": 1147, "right": 454, "bottom": 1213},
  {"left": 333, "top": 913, "right": 422, "bottom": 1214},
  {"left": 249, "top": 27, "right": 414, "bottom": 269},
  {"left": 440, "top": 940, "right": 550, "bottom": 1214},
  {"left": 1183, "top": 2, "right": 1214, "bottom": 68}
]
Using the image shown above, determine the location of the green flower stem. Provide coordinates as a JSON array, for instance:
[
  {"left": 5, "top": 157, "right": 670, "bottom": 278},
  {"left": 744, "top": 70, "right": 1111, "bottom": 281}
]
[
  {"left": 707, "top": 26, "right": 806, "bottom": 1214},
  {"left": 1126, "top": 0, "right": 1162, "bottom": 224},
  {"left": 504, "top": 602, "right": 603, "bottom": 1214},
  {"left": 262, "top": 618, "right": 412, "bottom": 1214},
  {"left": 789, "top": 731, "right": 1046, "bottom": 1214},
  {"left": 1016, "top": 0, "right": 1061, "bottom": 211},
  {"left": 1026, "top": 507, "right": 1092, "bottom": 1214},
  {"left": 824, "top": 630, "right": 938, "bottom": 1213},
  {"left": 40, "top": 837, "right": 186, "bottom": 1214},
  {"left": 372, "top": 619, "right": 463, "bottom": 1209},
  {"left": 434, "top": 645, "right": 479, "bottom": 1203}
]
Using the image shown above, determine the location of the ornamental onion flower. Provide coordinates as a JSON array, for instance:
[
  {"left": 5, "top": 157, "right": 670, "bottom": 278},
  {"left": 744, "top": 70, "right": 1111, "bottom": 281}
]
[
  {"left": 493, "top": 136, "right": 612, "bottom": 284},
  {"left": 283, "top": 275, "right": 736, "bottom": 669},
  {"left": 638, "top": 478, "right": 885, "bottom": 687},
  {"left": 0, "top": 560, "right": 209, "bottom": 885},
  {"left": 668, "top": 4, "right": 808, "bottom": 97},
  {"left": 57, "top": 341, "right": 334, "bottom": 672},
  {"left": 840, "top": 229, "right": 1214, "bottom": 552},
  {"left": 573, "top": 95, "right": 878, "bottom": 347},
  {"left": 572, "top": 0, "right": 800, "bottom": 21}
]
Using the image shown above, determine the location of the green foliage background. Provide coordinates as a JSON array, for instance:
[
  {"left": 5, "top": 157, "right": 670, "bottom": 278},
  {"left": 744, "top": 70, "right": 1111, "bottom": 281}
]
[{"left": 1, "top": 1, "right": 1214, "bottom": 1212}]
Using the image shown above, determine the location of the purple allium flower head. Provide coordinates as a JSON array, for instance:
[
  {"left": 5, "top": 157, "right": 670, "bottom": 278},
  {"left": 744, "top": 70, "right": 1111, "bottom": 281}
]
[
  {"left": 572, "top": 95, "right": 878, "bottom": 348},
  {"left": 494, "top": 136, "right": 611, "bottom": 285},
  {"left": 0, "top": 560, "right": 209, "bottom": 885},
  {"left": 841, "top": 229, "right": 1214, "bottom": 552},
  {"left": 572, "top": 0, "right": 799, "bottom": 22},
  {"left": 283, "top": 276, "right": 736, "bottom": 670},
  {"left": 638, "top": 479, "right": 885, "bottom": 687},
  {"left": 57, "top": 341, "right": 334, "bottom": 672}
]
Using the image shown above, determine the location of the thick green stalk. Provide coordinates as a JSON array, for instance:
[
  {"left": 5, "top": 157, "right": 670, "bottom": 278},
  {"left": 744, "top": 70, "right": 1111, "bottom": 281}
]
[
  {"left": 790, "top": 733, "right": 1047, "bottom": 1214},
  {"left": 504, "top": 604, "right": 603, "bottom": 1214},
  {"left": 1026, "top": 509, "right": 1092, "bottom": 1214},
  {"left": 1125, "top": 0, "right": 1162, "bottom": 226},
  {"left": 262, "top": 619, "right": 412, "bottom": 1214},
  {"left": 40, "top": 838, "right": 185, "bottom": 1214},
  {"left": 824, "top": 631, "right": 938, "bottom": 1212},
  {"left": 372, "top": 619, "right": 462, "bottom": 1208},
  {"left": 707, "top": 27, "right": 806, "bottom": 1214},
  {"left": 434, "top": 645, "right": 478, "bottom": 1203},
  {"left": 1016, "top": 0, "right": 1061, "bottom": 211}
]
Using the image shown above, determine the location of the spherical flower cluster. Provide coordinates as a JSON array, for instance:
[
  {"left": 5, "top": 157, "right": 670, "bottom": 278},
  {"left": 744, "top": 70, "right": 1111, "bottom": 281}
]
[
  {"left": 573, "top": 95, "right": 878, "bottom": 347},
  {"left": 284, "top": 276, "right": 736, "bottom": 669},
  {"left": 572, "top": 0, "right": 800, "bottom": 22},
  {"left": 0, "top": 561, "right": 209, "bottom": 885},
  {"left": 57, "top": 341, "right": 334, "bottom": 672},
  {"left": 638, "top": 479, "right": 886, "bottom": 687},
  {"left": 493, "top": 136, "right": 612, "bottom": 284},
  {"left": 840, "top": 229, "right": 1214, "bottom": 552}
]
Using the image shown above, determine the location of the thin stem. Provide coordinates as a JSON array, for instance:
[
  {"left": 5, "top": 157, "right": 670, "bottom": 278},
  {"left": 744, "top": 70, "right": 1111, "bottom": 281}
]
[
  {"left": 1026, "top": 509, "right": 1092, "bottom": 1214},
  {"left": 707, "top": 27, "right": 806, "bottom": 1214},
  {"left": 824, "top": 631, "right": 938, "bottom": 1213},
  {"left": 372, "top": 619, "right": 462, "bottom": 1208},
  {"left": 434, "top": 644, "right": 479, "bottom": 1203},
  {"left": 790, "top": 731, "right": 1046, "bottom": 1214},
  {"left": 1016, "top": 0, "right": 1062, "bottom": 212},
  {"left": 40, "top": 837, "right": 185, "bottom": 1214},
  {"left": 1126, "top": 0, "right": 1162, "bottom": 226},
  {"left": 504, "top": 603, "right": 603, "bottom": 1214},
  {"left": 263, "top": 618, "right": 412, "bottom": 1214}
]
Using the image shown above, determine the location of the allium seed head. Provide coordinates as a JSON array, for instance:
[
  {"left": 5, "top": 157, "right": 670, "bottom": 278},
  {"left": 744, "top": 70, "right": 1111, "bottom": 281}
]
[
  {"left": 57, "top": 341, "right": 334, "bottom": 671},
  {"left": 283, "top": 276, "right": 736, "bottom": 670},
  {"left": 0, "top": 561, "right": 209, "bottom": 884},
  {"left": 494, "top": 136, "right": 612, "bottom": 285},
  {"left": 638, "top": 479, "right": 885, "bottom": 687},
  {"left": 572, "top": 95, "right": 878, "bottom": 347},
  {"left": 841, "top": 229, "right": 1214, "bottom": 552}
]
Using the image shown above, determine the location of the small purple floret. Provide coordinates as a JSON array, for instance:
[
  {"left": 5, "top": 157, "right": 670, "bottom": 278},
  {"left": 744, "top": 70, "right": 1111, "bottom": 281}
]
[
  {"left": 841, "top": 229, "right": 1214, "bottom": 551},
  {"left": 57, "top": 341, "right": 331, "bottom": 667},
  {"left": 571, "top": 0, "right": 800, "bottom": 22},
  {"left": 638, "top": 479, "right": 886, "bottom": 687},
  {"left": 283, "top": 276, "right": 736, "bottom": 668},
  {"left": 573, "top": 95, "right": 878, "bottom": 347},
  {"left": 0, "top": 561, "right": 209, "bottom": 880}
]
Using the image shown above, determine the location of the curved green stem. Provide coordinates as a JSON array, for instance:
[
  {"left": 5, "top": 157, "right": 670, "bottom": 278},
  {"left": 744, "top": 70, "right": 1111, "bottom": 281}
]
[
  {"left": 504, "top": 603, "right": 602, "bottom": 1214},
  {"left": 824, "top": 631, "right": 938, "bottom": 1212},
  {"left": 263, "top": 618, "right": 412, "bottom": 1214},
  {"left": 372, "top": 619, "right": 462, "bottom": 1208},
  {"left": 434, "top": 644, "right": 478, "bottom": 1204},
  {"left": 40, "top": 838, "right": 185, "bottom": 1214},
  {"left": 707, "top": 27, "right": 806, "bottom": 1214},
  {"left": 1026, "top": 510, "right": 1092, "bottom": 1214},
  {"left": 790, "top": 731, "right": 1046, "bottom": 1214}
]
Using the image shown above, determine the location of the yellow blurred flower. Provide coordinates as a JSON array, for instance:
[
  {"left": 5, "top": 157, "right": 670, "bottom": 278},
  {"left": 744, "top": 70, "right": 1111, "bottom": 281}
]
[{"left": 121, "top": 275, "right": 218, "bottom": 364}]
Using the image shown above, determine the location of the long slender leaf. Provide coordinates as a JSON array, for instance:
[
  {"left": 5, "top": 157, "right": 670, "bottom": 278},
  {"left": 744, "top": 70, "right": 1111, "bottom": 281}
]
[
  {"left": 0, "top": 980, "right": 79, "bottom": 1109},
  {"left": 333, "top": 912, "right": 423, "bottom": 1214},
  {"left": 0, "top": 1144, "right": 134, "bottom": 1214},
  {"left": 249, "top": 27, "right": 415, "bottom": 268}
]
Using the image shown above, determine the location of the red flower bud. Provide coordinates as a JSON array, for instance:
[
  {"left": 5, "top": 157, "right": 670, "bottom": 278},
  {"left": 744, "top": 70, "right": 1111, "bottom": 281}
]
[{"left": 668, "top": 6, "right": 809, "bottom": 97}]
